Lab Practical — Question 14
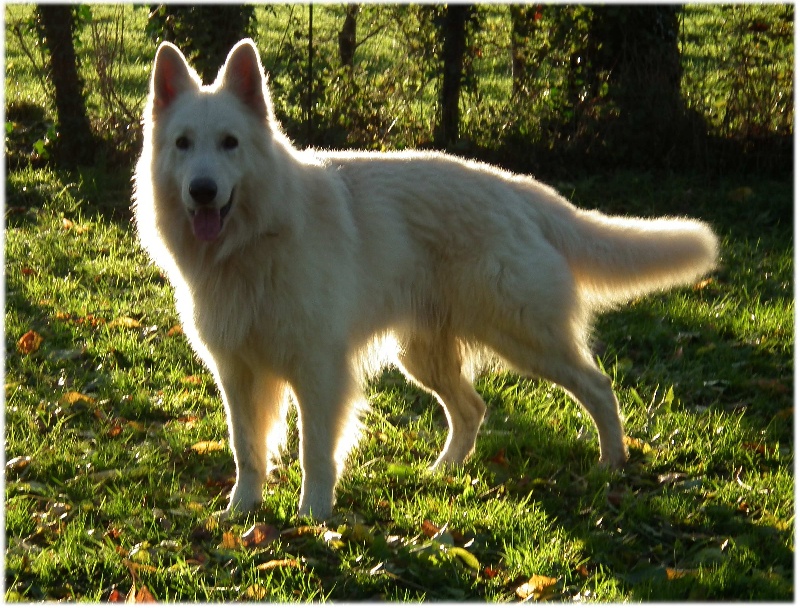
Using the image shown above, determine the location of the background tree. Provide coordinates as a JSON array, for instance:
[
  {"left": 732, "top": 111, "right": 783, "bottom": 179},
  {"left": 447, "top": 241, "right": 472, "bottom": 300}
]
[
  {"left": 338, "top": 4, "right": 359, "bottom": 69},
  {"left": 434, "top": 4, "right": 479, "bottom": 148},
  {"left": 147, "top": 5, "right": 256, "bottom": 84},
  {"left": 586, "top": 5, "right": 696, "bottom": 166},
  {"left": 509, "top": 4, "right": 546, "bottom": 99},
  {"left": 35, "top": 4, "right": 96, "bottom": 167}
]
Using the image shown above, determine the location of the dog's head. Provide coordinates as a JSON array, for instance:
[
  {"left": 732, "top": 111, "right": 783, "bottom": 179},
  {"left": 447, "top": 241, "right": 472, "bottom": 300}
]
[{"left": 145, "top": 39, "right": 276, "bottom": 243}]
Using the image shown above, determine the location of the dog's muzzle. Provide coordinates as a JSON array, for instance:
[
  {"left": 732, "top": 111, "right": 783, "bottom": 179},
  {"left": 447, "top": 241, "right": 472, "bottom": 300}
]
[{"left": 188, "top": 178, "right": 234, "bottom": 242}]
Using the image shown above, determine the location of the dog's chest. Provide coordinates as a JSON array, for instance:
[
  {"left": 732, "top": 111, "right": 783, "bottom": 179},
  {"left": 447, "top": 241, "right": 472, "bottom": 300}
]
[{"left": 183, "top": 257, "right": 307, "bottom": 355}]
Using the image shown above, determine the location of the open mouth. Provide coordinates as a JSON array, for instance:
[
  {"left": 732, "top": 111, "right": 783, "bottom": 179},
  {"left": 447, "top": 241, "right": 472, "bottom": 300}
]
[{"left": 190, "top": 189, "right": 235, "bottom": 242}]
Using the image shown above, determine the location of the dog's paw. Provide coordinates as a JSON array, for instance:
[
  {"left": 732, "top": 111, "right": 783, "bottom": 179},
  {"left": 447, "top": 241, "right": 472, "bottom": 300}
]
[
  {"left": 598, "top": 451, "right": 628, "bottom": 471},
  {"left": 297, "top": 497, "right": 333, "bottom": 521},
  {"left": 212, "top": 506, "right": 235, "bottom": 521}
]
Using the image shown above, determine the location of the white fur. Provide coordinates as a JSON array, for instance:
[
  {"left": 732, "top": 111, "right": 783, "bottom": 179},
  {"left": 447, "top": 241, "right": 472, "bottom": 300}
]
[{"left": 133, "top": 39, "right": 719, "bottom": 520}]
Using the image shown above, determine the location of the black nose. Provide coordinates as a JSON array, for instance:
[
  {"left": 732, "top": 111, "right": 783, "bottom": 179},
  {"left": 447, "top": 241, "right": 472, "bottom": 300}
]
[{"left": 189, "top": 177, "right": 218, "bottom": 206}]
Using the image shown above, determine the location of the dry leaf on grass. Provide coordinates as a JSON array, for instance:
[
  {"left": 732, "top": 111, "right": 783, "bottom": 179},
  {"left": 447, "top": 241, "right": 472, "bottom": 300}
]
[
  {"left": 515, "top": 574, "right": 558, "bottom": 600},
  {"left": 190, "top": 440, "right": 225, "bottom": 455},
  {"left": 109, "top": 316, "right": 141, "bottom": 329},
  {"left": 126, "top": 582, "right": 157, "bottom": 603},
  {"left": 17, "top": 330, "right": 43, "bottom": 355},
  {"left": 6, "top": 455, "right": 32, "bottom": 472},
  {"left": 166, "top": 324, "right": 183, "bottom": 336},
  {"left": 61, "top": 391, "right": 95, "bottom": 406},
  {"left": 241, "top": 523, "right": 280, "bottom": 548},
  {"left": 421, "top": 519, "right": 443, "bottom": 538},
  {"left": 256, "top": 558, "right": 302, "bottom": 571}
]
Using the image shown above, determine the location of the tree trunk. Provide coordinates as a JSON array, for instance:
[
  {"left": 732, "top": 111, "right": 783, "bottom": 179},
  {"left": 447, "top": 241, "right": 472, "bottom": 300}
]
[
  {"left": 338, "top": 4, "right": 359, "bottom": 68},
  {"left": 437, "top": 5, "right": 471, "bottom": 148},
  {"left": 587, "top": 5, "right": 690, "bottom": 163},
  {"left": 37, "top": 4, "right": 95, "bottom": 167},
  {"left": 509, "top": 5, "right": 541, "bottom": 98}
]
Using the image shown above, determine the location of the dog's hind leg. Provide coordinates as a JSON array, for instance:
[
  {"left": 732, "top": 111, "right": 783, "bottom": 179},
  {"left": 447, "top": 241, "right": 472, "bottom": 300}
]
[
  {"left": 398, "top": 332, "right": 488, "bottom": 467},
  {"left": 485, "top": 327, "right": 627, "bottom": 469},
  {"left": 217, "top": 360, "right": 287, "bottom": 516}
]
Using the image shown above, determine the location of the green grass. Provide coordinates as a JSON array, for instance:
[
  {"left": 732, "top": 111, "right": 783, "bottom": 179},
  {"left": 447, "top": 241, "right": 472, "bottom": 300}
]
[
  {"left": 5, "top": 166, "right": 793, "bottom": 602},
  {"left": 4, "top": 3, "right": 794, "bottom": 602}
]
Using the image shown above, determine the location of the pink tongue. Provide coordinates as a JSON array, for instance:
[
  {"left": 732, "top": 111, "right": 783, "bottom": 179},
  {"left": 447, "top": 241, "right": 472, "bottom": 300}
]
[{"left": 192, "top": 208, "right": 222, "bottom": 241}]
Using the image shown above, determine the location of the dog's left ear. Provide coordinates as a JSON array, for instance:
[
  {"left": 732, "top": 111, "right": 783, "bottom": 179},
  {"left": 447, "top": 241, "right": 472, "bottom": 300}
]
[{"left": 219, "top": 39, "right": 270, "bottom": 118}]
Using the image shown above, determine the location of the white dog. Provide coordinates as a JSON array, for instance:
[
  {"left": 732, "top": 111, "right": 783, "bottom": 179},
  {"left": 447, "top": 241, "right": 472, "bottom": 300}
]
[{"left": 133, "top": 39, "right": 718, "bottom": 519}]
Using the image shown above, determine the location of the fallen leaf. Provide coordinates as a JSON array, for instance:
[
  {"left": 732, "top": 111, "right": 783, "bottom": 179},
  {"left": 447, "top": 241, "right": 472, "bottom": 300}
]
[
  {"left": 219, "top": 531, "right": 239, "bottom": 550},
  {"left": 108, "top": 588, "right": 125, "bottom": 602},
  {"left": 166, "top": 324, "right": 183, "bottom": 337},
  {"left": 241, "top": 523, "right": 279, "bottom": 548},
  {"left": 6, "top": 455, "right": 32, "bottom": 472},
  {"left": 17, "top": 330, "right": 43, "bottom": 355},
  {"left": 256, "top": 558, "right": 302, "bottom": 571},
  {"left": 623, "top": 436, "right": 652, "bottom": 454},
  {"left": 483, "top": 566, "right": 501, "bottom": 579},
  {"left": 61, "top": 217, "right": 90, "bottom": 234},
  {"left": 515, "top": 574, "right": 558, "bottom": 600},
  {"left": 421, "top": 519, "right": 443, "bottom": 538},
  {"left": 665, "top": 567, "right": 695, "bottom": 580},
  {"left": 132, "top": 584, "right": 157, "bottom": 603},
  {"left": 243, "top": 584, "right": 268, "bottom": 600},
  {"left": 693, "top": 277, "right": 715, "bottom": 291},
  {"left": 61, "top": 391, "right": 95, "bottom": 406},
  {"left": 191, "top": 440, "right": 225, "bottom": 455},
  {"left": 488, "top": 447, "right": 509, "bottom": 466},
  {"left": 280, "top": 525, "right": 325, "bottom": 539},
  {"left": 109, "top": 316, "right": 141, "bottom": 329},
  {"left": 174, "top": 415, "right": 200, "bottom": 426}
]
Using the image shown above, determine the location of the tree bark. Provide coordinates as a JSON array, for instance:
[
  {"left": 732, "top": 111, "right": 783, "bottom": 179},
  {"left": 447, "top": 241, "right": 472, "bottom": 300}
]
[
  {"left": 437, "top": 5, "right": 471, "bottom": 148},
  {"left": 338, "top": 4, "right": 359, "bottom": 68},
  {"left": 587, "top": 5, "right": 689, "bottom": 162},
  {"left": 509, "top": 5, "right": 541, "bottom": 98},
  {"left": 37, "top": 4, "right": 95, "bottom": 167}
]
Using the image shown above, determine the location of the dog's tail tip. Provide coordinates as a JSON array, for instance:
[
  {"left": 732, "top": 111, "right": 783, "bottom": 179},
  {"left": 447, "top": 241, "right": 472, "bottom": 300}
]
[{"left": 572, "top": 215, "right": 720, "bottom": 307}]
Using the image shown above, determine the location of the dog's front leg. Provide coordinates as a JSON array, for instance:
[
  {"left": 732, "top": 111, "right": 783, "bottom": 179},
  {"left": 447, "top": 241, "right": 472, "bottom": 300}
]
[
  {"left": 292, "top": 357, "right": 359, "bottom": 520},
  {"left": 215, "top": 359, "right": 283, "bottom": 517}
]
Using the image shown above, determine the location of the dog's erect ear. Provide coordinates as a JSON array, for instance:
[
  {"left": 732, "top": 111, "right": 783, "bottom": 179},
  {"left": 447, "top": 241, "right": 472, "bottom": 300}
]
[
  {"left": 219, "top": 39, "right": 270, "bottom": 118},
  {"left": 151, "top": 42, "right": 201, "bottom": 115}
]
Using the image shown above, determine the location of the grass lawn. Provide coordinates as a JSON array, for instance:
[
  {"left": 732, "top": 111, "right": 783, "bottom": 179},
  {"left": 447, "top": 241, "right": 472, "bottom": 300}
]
[
  {"left": 4, "top": 165, "right": 793, "bottom": 601},
  {"left": 4, "top": 3, "right": 794, "bottom": 602}
]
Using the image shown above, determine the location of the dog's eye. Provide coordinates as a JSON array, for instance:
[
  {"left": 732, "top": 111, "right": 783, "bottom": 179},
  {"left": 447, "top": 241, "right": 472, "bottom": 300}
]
[
  {"left": 222, "top": 135, "right": 239, "bottom": 151},
  {"left": 175, "top": 136, "right": 190, "bottom": 150}
]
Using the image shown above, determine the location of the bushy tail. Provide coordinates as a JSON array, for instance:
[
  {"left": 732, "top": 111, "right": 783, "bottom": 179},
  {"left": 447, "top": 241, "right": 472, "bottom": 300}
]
[{"left": 543, "top": 206, "right": 719, "bottom": 307}]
